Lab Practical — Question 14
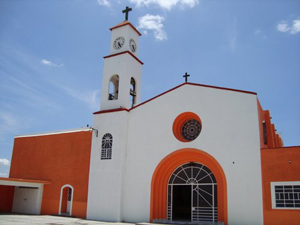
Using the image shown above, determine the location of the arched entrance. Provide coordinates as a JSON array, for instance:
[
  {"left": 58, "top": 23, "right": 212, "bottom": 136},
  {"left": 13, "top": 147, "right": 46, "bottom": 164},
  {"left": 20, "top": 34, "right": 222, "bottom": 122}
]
[
  {"left": 59, "top": 184, "right": 74, "bottom": 216},
  {"left": 168, "top": 162, "right": 217, "bottom": 222},
  {"left": 150, "top": 148, "right": 227, "bottom": 225}
]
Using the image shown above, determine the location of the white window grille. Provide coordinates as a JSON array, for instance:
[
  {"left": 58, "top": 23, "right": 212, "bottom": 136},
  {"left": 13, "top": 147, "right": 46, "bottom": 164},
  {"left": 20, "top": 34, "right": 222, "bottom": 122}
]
[
  {"left": 101, "top": 133, "right": 113, "bottom": 160},
  {"left": 271, "top": 181, "right": 300, "bottom": 209}
]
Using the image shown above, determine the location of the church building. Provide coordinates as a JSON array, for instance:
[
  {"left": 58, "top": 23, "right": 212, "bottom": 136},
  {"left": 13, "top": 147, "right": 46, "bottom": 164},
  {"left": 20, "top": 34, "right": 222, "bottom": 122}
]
[{"left": 0, "top": 9, "right": 299, "bottom": 225}]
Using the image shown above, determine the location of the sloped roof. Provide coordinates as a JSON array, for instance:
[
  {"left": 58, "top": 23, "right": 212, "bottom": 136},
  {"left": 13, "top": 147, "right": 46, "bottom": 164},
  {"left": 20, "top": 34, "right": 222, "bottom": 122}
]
[
  {"left": 94, "top": 82, "right": 257, "bottom": 115},
  {"left": 110, "top": 20, "right": 142, "bottom": 36},
  {"left": 0, "top": 177, "right": 51, "bottom": 185}
]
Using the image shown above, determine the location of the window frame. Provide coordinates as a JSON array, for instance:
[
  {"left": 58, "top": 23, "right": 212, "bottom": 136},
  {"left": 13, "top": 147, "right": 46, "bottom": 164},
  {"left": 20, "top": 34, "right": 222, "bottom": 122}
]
[
  {"left": 101, "top": 133, "right": 113, "bottom": 160},
  {"left": 271, "top": 181, "right": 300, "bottom": 210}
]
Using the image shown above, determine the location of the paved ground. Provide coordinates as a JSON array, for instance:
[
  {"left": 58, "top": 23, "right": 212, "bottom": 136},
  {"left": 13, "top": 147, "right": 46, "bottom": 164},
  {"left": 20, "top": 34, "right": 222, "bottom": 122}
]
[
  {"left": 0, "top": 214, "right": 149, "bottom": 225},
  {"left": 0, "top": 214, "right": 221, "bottom": 225}
]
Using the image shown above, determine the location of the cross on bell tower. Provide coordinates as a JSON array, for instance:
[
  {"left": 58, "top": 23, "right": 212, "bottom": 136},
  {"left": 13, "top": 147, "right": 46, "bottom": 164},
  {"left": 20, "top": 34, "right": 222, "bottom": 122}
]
[
  {"left": 183, "top": 72, "right": 190, "bottom": 83},
  {"left": 122, "top": 6, "right": 132, "bottom": 21}
]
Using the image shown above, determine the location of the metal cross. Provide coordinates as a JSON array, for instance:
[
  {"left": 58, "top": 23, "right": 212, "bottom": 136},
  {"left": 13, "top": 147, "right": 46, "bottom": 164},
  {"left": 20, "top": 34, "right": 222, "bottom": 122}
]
[
  {"left": 122, "top": 6, "right": 132, "bottom": 21},
  {"left": 183, "top": 72, "right": 190, "bottom": 83}
]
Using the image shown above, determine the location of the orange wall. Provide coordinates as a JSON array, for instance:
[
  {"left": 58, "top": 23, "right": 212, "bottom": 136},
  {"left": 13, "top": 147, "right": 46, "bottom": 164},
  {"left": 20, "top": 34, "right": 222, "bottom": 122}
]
[
  {"left": 261, "top": 146, "right": 300, "bottom": 225},
  {"left": 257, "top": 100, "right": 283, "bottom": 149},
  {"left": 9, "top": 130, "right": 92, "bottom": 218},
  {"left": 0, "top": 185, "right": 14, "bottom": 212}
]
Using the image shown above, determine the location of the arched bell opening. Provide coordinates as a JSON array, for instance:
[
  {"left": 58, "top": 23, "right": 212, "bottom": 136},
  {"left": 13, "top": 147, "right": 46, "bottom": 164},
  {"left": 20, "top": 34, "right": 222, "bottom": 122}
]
[
  {"left": 108, "top": 75, "right": 119, "bottom": 100},
  {"left": 130, "top": 77, "right": 136, "bottom": 107}
]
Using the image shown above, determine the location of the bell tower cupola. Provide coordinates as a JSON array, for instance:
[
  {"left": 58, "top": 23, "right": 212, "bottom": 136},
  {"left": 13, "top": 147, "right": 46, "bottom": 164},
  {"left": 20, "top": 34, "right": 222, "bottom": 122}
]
[{"left": 100, "top": 7, "right": 143, "bottom": 111}]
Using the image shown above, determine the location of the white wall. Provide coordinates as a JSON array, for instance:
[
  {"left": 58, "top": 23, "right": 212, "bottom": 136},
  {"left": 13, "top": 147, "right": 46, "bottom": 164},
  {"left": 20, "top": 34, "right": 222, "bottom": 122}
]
[
  {"left": 89, "top": 83, "right": 264, "bottom": 224},
  {"left": 121, "top": 84, "right": 263, "bottom": 224},
  {"left": 109, "top": 24, "right": 140, "bottom": 57},
  {"left": 100, "top": 53, "right": 142, "bottom": 110},
  {"left": 87, "top": 110, "right": 129, "bottom": 222}
]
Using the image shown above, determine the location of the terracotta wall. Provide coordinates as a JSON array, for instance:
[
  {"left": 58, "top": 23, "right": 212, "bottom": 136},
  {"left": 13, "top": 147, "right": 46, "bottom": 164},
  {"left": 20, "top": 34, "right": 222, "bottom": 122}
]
[
  {"left": 0, "top": 185, "right": 14, "bottom": 212},
  {"left": 261, "top": 146, "right": 300, "bottom": 225},
  {"left": 257, "top": 100, "right": 283, "bottom": 149},
  {"left": 9, "top": 130, "right": 92, "bottom": 218}
]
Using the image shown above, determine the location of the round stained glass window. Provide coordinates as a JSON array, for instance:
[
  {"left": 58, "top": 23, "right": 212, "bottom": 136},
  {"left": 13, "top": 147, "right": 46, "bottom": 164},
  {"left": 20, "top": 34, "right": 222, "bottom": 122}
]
[
  {"left": 173, "top": 112, "right": 202, "bottom": 142},
  {"left": 181, "top": 119, "right": 202, "bottom": 141}
]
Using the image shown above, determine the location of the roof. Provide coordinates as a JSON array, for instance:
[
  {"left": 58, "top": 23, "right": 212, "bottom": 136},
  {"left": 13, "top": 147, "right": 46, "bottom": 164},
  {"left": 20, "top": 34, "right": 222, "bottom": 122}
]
[
  {"left": 0, "top": 177, "right": 51, "bottom": 186},
  {"left": 104, "top": 51, "right": 143, "bottom": 65},
  {"left": 261, "top": 146, "right": 300, "bottom": 150},
  {"left": 94, "top": 82, "right": 257, "bottom": 115},
  {"left": 110, "top": 20, "right": 142, "bottom": 36},
  {"left": 15, "top": 127, "right": 92, "bottom": 138}
]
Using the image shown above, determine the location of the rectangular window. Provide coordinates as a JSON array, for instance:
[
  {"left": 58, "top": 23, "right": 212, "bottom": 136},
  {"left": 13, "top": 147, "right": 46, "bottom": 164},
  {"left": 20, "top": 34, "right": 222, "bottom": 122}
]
[
  {"left": 262, "top": 121, "right": 268, "bottom": 145},
  {"left": 271, "top": 182, "right": 300, "bottom": 209}
]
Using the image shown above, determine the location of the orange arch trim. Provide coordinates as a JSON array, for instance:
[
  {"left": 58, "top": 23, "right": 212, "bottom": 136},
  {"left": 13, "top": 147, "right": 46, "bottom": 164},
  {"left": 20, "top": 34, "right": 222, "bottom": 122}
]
[{"left": 150, "top": 148, "right": 228, "bottom": 225}]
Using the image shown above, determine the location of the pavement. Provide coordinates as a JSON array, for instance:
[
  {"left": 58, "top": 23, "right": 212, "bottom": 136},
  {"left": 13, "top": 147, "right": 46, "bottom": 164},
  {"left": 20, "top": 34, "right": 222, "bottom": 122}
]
[
  {"left": 0, "top": 214, "right": 221, "bottom": 225},
  {"left": 0, "top": 214, "right": 147, "bottom": 225}
]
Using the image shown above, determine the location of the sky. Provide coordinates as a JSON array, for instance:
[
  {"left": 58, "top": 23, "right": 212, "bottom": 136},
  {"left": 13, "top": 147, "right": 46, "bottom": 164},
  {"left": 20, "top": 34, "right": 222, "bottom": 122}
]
[{"left": 0, "top": 0, "right": 299, "bottom": 177}]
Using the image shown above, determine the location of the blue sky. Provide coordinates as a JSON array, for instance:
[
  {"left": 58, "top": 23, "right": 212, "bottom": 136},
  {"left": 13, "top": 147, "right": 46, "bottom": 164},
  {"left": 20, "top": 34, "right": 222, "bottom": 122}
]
[{"left": 0, "top": 0, "right": 299, "bottom": 177}]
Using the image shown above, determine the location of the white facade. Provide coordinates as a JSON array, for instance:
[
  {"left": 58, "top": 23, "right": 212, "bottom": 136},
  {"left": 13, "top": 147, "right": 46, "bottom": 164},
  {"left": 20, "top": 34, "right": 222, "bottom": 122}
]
[{"left": 87, "top": 21, "right": 264, "bottom": 225}]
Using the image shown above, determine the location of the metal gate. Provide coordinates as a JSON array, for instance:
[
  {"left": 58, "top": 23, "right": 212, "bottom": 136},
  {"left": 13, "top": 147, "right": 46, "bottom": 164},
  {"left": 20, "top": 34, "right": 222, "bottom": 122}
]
[{"left": 167, "top": 162, "right": 218, "bottom": 222}]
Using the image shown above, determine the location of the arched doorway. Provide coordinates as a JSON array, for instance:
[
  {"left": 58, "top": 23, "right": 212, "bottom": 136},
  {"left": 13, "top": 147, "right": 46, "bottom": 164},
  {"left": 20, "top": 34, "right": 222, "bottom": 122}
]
[
  {"left": 167, "top": 162, "right": 217, "bottom": 222},
  {"left": 59, "top": 184, "right": 74, "bottom": 216},
  {"left": 150, "top": 148, "right": 227, "bottom": 225}
]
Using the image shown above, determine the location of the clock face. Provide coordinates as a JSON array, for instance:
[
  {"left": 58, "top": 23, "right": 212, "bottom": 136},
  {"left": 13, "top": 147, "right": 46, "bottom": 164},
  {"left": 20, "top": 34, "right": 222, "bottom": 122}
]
[
  {"left": 129, "top": 39, "right": 137, "bottom": 53},
  {"left": 113, "top": 36, "right": 125, "bottom": 50}
]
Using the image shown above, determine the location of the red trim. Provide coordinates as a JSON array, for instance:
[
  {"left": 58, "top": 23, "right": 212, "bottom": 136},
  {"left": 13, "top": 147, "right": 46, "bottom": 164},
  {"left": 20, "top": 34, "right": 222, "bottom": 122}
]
[
  {"left": 104, "top": 51, "right": 144, "bottom": 65},
  {"left": 0, "top": 177, "right": 51, "bottom": 185},
  {"left": 110, "top": 21, "right": 142, "bottom": 36},
  {"left": 94, "top": 107, "right": 129, "bottom": 115},
  {"left": 132, "top": 82, "right": 257, "bottom": 111},
  {"left": 94, "top": 83, "right": 257, "bottom": 115},
  {"left": 261, "top": 145, "right": 300, "bottom": 150},
  {"left": 187, "top": 82, "right": 257, "bottom": 95},
  {"left": 131, "top": 83, "right": 186, "bottom": 111}
]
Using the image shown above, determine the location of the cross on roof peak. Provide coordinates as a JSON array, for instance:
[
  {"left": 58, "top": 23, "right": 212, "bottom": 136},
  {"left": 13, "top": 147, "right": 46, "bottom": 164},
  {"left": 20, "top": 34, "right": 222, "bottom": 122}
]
[
  {"left": 122, "top": 6, "right": 132, "bottom": 21},
  {"left": 183, "top": 72, "right": 190, "bottom": 83}
]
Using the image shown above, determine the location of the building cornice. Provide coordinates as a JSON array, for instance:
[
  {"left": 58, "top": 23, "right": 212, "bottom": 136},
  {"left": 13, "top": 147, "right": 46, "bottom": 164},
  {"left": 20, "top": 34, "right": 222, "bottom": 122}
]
[{"left": 103, "top": 51, "right": 144, "bottom": 65}]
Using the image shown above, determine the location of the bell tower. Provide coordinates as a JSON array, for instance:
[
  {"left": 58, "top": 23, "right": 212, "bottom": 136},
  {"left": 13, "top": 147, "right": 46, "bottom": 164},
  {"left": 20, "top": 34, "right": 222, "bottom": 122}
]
[{"left": 100, "top": 7, "right": 143, "bottom": 111}]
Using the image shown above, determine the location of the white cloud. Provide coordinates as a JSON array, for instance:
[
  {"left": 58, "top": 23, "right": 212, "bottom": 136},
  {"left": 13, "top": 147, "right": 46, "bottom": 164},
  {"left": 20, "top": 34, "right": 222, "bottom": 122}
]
[
  {"left": 6, "top": 76, "right": 60, "bottom": 110},
  {"left": 41, "top": 59, "right": 63, "bottom": 67},
  {"left": 254, "top": 29, "right": 261, "bottom": 34},
  {"left": 291, "top": 18, "right": 300, "bottom": 34},
  {"left": 130, "top": 0, "right": 199, "bottom": 10},
  {"left": 0, "top": 172, "right": 8, "bottom": 177},
  {"left": 138, "top": 14, "right": 167, "bottom": 41},
  {"left": 97, "top": 0, "right": 111, "bottom": 7},
  {"left": 277, "top": 18, "right": 300, "bottom": 34},
  {"left": 0, "top": 112, "right": 21, "bottom": 139},
  {"left": 60, "top": 85, "right": 100, "bottom": 110},
  {"left": 277, "top": 21, "right": 290, "bottom": 33},
  {"left": 230, "top": 37, "right": 236, "bottom": 52},
  {"left": 0, "top": 159, "right": 10, "bottom": 166}
]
